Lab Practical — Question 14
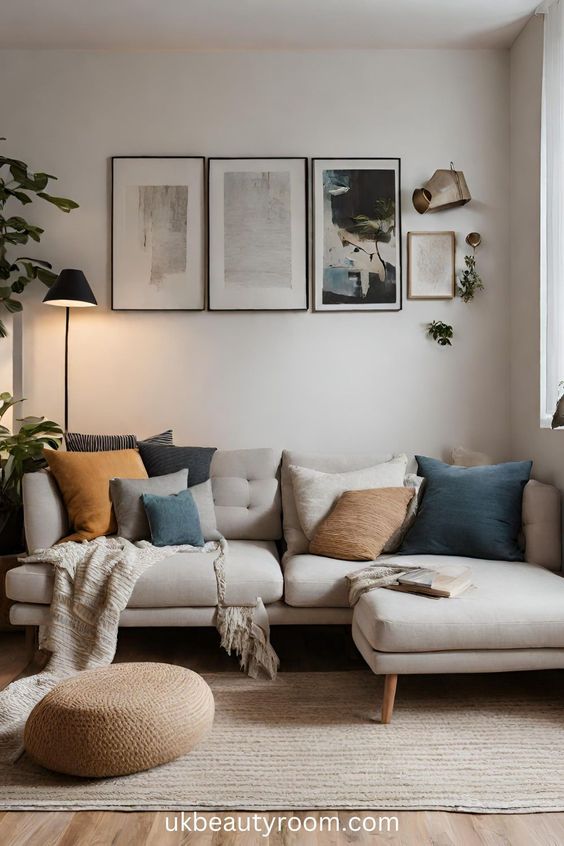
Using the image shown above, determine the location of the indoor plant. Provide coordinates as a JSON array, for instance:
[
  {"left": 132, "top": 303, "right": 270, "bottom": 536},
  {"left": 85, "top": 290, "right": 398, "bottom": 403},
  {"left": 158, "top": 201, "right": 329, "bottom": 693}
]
[
  {"left": 0, "top": 392, "right": 63, "bottom": 553},
  {"left": 0, "top": 138, "right": 79, "bottom": 338}
]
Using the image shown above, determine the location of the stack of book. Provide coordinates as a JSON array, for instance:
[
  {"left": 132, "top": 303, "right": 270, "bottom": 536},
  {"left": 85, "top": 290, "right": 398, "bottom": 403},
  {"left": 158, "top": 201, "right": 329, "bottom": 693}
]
[{"left": 386, "top": 565, "right": 473, "bottom": 598}]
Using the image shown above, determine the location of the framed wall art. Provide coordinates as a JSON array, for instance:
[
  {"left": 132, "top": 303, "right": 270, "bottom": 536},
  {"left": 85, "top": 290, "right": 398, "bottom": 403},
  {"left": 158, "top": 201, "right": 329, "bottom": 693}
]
[
  {"left": 112, "top": 156, "right": 205, "bottom": 311},
  {"left": 407, "top": 231, "right": 455, "bottom": 300},
  {"left": 313, "top": 158, "right": 401, "bottom": 311},
  {"left": 208, "top": 157, "right": 308, "bottom": 311}
]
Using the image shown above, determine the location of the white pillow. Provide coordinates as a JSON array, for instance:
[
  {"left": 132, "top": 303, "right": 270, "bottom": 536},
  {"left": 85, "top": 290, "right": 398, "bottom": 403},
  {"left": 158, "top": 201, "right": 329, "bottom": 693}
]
[{"left": 288, "top": 454, "right": 409, "bottom": 540}]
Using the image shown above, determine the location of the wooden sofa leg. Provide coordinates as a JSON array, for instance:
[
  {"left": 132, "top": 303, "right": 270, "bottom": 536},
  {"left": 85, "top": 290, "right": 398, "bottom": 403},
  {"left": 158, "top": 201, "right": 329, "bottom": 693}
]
[
  {"left": 24, "top": 626, "right": 38, "bottom": 663},
  {"left": 381, "top": 674, "right": 398, "bottom": 724}
]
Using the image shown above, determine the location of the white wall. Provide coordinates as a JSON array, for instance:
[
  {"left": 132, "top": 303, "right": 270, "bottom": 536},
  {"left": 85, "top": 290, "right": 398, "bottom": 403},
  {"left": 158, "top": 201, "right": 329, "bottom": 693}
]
[
  {"left": 0, "top": 49, "right": 510, "bottom": 455},
  {"left": 509, "top": 17, "right": 564, "bottom": 489}
]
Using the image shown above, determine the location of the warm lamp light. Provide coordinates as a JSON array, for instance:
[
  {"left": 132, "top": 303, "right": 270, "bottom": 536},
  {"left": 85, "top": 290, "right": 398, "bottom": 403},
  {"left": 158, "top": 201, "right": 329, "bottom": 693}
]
[{"left": 43, "top": 269, "right": 97, "bottom": 431}]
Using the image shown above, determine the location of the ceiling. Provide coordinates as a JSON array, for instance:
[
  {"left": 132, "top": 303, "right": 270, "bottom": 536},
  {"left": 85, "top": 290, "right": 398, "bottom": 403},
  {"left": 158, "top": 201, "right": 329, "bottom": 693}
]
[{"left": 0, "top": 0, "right": 539, "bottom": 50}]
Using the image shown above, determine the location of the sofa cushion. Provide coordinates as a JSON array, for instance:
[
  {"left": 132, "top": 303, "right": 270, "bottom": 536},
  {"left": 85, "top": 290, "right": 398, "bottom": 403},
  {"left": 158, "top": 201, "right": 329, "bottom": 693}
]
[
  {"left": 211, "top": 449, "right": 282, "bottom": 540},
  {"left": 354, "top": 554, "right": 564, "bottom": 652},
  {"left": 281, "top": 450, "right": 403, "bottom": 555},
  {"left": 44, "top": 448, "right": 148, "bottom": 542},
  {"left": 283, "top": 553, "right": 356, "bottom": 607},
  {"left": 289, "top": 455, "right": 409, "bottom": 540},
  {"left": 310, "top": 487, "right": 414, "bottom": 561},
  {"left": 399, "top": 456, "right": 533, "bottom": 561},
  {"left": 6, "top": 540, "right": 283, "bottom": 608}
]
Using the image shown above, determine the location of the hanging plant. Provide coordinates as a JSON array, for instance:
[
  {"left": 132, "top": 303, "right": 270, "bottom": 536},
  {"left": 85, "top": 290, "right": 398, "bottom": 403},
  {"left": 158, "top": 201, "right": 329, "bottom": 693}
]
[
  {"left": 457, "top": 254, "right": 484, "bottom": 303},
  {"left": 427, "top": 320, "right": 454, "bottom": 346}
]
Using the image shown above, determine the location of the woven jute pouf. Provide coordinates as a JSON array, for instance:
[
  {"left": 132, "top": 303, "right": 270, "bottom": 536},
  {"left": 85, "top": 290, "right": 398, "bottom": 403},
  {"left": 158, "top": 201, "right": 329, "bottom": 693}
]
[{"left": 24, "top": 662, "right": 215, "bottom": 778}]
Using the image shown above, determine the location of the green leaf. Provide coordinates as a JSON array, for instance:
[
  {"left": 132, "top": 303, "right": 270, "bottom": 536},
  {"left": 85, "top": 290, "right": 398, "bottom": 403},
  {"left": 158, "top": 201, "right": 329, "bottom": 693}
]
[
  {"left": 3, "top": 298, "right": 22, "bottom": 313},
  {"left": 4, "top": 189, "right": 32, "bottom": 204},
  {"left": 36, "top": 267, "right": 57, "bottom": 286},
  {"left": 15, "top": 257, "right": 52, "bottom": 268},
  {"left": 0, "top": 320, "right": 7, "bottom": 339},
  {"left": 0, "top": 286, "right": 12, "bottom": 300},
  {"left": 37, "top": 192, "right": 79, "bottom": 213}
]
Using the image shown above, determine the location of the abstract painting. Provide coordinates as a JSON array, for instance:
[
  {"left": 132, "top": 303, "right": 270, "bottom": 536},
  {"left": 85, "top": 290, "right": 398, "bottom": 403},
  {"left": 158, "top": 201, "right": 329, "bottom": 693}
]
[
  {"left": 313, "top": 158, "right": 401, "bottom": 311},
  {"left": 208, "top": 158, "right": 308, "bottom": 310},
  {"left": 112, "top": 157, "right": 205, "bottom": 310},
  {"left": 407, "top": 231, "right": 455, "bottom": 299}
]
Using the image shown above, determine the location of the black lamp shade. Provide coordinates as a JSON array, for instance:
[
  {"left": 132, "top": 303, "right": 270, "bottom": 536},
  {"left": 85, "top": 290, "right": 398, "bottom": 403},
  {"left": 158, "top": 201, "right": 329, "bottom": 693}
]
[{"left": 43, "top": 269, "right": 97, "bottom": 308}]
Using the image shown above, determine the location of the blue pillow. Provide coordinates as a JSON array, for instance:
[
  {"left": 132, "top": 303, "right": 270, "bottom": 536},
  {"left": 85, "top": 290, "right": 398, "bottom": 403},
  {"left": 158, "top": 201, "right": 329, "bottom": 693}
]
[
  {"left": 142, "top": 489, "right": 205, "bottom": 548},
  {"left": 399, "top": 456, "right": 533, "bottom": 561}
]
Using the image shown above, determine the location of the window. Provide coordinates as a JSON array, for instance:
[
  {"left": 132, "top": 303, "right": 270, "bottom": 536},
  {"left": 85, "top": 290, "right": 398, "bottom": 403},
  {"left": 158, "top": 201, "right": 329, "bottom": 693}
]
[{"left": 540, "top": 0, "right": 564, "bottom": 426}]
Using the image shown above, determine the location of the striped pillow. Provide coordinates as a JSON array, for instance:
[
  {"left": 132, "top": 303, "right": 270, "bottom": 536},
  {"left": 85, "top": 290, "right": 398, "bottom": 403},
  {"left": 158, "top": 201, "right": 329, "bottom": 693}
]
[{"left": 65, "top": 430, "right": 173, "bottom": 452}]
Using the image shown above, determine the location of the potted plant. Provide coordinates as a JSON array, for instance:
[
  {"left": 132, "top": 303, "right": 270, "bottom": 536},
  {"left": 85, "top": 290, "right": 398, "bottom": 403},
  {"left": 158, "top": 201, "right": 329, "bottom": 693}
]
[
  {"left": 0, "top": 138, "right": 79, "bottom": 338},
  {"left": 0, "top": 393, "right": 63, "bottom": 554}
]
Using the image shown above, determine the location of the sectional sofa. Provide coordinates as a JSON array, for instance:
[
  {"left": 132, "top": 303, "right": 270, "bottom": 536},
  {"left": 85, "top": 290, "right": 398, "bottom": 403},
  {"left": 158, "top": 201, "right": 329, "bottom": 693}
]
[{"left": 6, "top": 447, "right": 564, "bottom": 722}]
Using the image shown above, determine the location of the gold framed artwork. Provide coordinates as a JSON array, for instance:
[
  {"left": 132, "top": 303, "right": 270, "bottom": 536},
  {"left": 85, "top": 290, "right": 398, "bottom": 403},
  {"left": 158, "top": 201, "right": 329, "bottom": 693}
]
[{"left": 407, "top": 231, "right": 455, "bottom": 300}]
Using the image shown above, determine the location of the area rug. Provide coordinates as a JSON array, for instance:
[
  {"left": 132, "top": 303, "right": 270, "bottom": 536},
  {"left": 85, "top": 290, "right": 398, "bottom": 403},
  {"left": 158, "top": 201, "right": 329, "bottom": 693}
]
[{"left": 1, "top": 670, "right": 564, "bottom": 812}]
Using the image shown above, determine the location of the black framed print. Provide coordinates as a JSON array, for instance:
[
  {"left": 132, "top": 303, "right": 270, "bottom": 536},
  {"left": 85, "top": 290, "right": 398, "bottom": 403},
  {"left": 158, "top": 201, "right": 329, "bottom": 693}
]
[
  {"left": 312, "top": 158, "right": 401, "bottom": 311},
  {"left": 208, "top": 158, "right": 308, "bottom": 311},
  {"left": 112, "top": 156, "right": 205, "bottom": 311}
]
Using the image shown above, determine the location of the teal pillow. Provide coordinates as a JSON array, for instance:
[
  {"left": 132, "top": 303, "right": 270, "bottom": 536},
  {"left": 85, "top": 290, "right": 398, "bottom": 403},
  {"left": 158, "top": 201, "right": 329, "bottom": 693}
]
[
  {"left": 142, "top": 489, "right": 205, "bottom": 548},
  {"left": 399, "top": 456, "right": 533, "bottom": 561}
]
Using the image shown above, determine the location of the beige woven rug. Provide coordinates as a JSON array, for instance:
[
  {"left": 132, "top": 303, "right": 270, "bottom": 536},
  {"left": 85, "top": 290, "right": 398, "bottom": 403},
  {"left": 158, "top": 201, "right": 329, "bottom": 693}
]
[{"left": 1, "top": 670, "right": 564, "bottom": 812}]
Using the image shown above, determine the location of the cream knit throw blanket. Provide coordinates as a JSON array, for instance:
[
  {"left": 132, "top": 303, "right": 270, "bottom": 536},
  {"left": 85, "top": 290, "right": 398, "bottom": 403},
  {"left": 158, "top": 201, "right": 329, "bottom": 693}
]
[
  {"left": 346, "top": 560, "right": 420, "bottom": 606},
  {"left": 0, "top": 535, "right": 279, "bottom": 763}
]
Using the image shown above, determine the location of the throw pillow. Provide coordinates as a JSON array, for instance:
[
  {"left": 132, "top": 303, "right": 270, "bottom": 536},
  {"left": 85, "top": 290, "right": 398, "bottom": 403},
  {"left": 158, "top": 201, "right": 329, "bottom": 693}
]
[
  {"left": 189, "top": 478, "right": 221, "bottom": 541},
  {"left": 142, "top": 489, "right": 205, "bottom": 548},
  {"left": 288, "top": 454, "right": 409, "bottom": 540},
  {"left": 44, "top": 448, "right": 148, "bottom": 542},
  {"left": 382, "top": 473, "right": 425, "bottom": 553},
  {"left": 399, "top": 456, "right": 533, "bottom": 561},
  {"left": 110, "top": 469, "right": 189, "bottom": 541},
  {"left": 65, "top": 430, "right": 173, "bottom": 452},
  {"left": 138, "top": 443, "right": 216, "bottom": 487},
  {"left": 310, "top": 487, "right": 415, "bottom": 561}
]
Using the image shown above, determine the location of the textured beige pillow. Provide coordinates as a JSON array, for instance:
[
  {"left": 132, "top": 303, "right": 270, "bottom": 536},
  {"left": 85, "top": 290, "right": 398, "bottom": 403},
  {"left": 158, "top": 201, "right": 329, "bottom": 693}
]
[
  {"left": 310, "top": 487, "right": 415, "bottom": 561},
  {"left": 288, "top": 454, "right": 408, "bottom": 540}
]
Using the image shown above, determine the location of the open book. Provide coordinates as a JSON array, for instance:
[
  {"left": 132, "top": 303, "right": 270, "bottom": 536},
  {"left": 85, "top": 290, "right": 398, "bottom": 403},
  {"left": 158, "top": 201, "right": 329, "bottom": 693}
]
[{"left": 385, "top": 565, "right": 473, "bottom": 598}]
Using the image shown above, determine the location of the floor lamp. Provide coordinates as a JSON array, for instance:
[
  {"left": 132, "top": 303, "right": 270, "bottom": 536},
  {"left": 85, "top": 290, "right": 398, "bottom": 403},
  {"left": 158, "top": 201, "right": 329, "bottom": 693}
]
[{"left": 43, "top": 269, "right": 97, "bottom": 432}]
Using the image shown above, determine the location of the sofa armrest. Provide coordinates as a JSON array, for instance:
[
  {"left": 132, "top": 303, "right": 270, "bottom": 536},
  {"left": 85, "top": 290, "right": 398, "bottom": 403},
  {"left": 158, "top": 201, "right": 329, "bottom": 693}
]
[
  {"left": 23, "top": 470, "right": 68, "bottom": 552},
  {"left": 523, "top": 480, "right": 561, "bottom": 571}
]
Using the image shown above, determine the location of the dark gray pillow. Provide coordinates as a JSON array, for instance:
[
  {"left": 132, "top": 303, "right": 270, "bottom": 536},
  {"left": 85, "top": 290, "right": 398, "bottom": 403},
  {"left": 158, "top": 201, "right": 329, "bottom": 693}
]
[
  {"left": 399, "top": 456, "right": 533, "bottom": 561},
  {"left": 110, "top": 469, "right": 188, "bottom": 540},
  {"left": 65, "top": 430, "right": 173, "bottom": 452},
  {"left": 138, "top": 443, "right": 216, "bottom": 486}
]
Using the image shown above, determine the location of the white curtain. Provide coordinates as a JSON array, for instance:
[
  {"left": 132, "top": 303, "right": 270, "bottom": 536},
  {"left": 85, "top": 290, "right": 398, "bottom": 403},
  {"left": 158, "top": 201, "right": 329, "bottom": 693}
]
[{"left": 540, "top": 0, "right": 564, "bottom": 423}]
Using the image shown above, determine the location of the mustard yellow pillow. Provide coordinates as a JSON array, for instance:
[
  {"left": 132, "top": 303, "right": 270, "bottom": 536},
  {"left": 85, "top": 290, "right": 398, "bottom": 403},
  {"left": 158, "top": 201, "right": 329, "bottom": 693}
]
[
  {"left": 309, "top": 487, "right": 415, "bottom": 561},
  {"left": 44, "top": 448, "right": 148, "bottom": 542}
]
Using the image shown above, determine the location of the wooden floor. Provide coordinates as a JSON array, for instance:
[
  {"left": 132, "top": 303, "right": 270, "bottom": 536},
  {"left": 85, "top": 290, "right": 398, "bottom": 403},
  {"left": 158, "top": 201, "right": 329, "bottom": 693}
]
[{"left": 1, "top": 627, "right": 564, "bottom": 846}]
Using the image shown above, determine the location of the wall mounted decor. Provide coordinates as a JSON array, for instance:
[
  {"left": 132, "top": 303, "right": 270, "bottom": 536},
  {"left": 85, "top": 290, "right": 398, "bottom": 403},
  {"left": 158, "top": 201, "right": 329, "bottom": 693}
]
[
  {"left": 407, "top": 231, "right": 455, "bottom": 300},
  {"left": 457, "top": 232, "right": 484, "bottom": 302},
  {"left": 427, "top": 320, "right": 454, "bottom": 346},
  {"left": 412, "top": 163, "right": 470, "bottom": 214},
  {"left": 208, "top": 158, "right": 308, "bottom": 311},
  {"left": 313, "top": 158, "right": 401, "bottom": 311},
  {"left": 112, "top": 157, "right": 205, "bottom": 311}
]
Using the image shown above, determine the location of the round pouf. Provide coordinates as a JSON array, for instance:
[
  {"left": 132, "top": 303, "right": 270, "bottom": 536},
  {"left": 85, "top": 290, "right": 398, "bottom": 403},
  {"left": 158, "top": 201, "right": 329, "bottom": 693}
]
[{"left": 23, "top": 662, "right": 214, "bottom": 778}]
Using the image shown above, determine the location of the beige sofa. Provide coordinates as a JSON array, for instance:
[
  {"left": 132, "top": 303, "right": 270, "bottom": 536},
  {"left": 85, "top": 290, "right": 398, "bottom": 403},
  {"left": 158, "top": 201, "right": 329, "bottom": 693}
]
[{"left": 7, "top": 447, "right": 564, "bottom": 722}]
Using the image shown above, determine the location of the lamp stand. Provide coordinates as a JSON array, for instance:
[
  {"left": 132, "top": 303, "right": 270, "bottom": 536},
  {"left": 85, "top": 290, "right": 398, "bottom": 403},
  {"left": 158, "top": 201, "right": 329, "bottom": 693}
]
[{"left": 64, "top": 306, "right": 69, "bottom": 432}]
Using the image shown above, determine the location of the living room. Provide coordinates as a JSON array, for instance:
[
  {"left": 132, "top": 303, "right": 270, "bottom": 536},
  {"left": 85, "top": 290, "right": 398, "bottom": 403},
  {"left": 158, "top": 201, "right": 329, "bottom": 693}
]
[{"left": 0, "top": 1, "right": 563, "bottom": 843}]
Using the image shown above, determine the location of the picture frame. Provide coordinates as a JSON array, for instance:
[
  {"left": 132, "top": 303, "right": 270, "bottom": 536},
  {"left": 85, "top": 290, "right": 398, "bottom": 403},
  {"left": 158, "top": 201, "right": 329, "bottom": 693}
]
[
  {"left": 407, "top": 231, "right": 456, "bottom": 300},
  {"left": 112, "top": 156, "right": 205, "bottom": 311},
  {"left": 312, "top": 158, "right": 402, "bottom": 312},
  {"left": 208, "top": 157, "right": 308, "bottom": 311}
]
